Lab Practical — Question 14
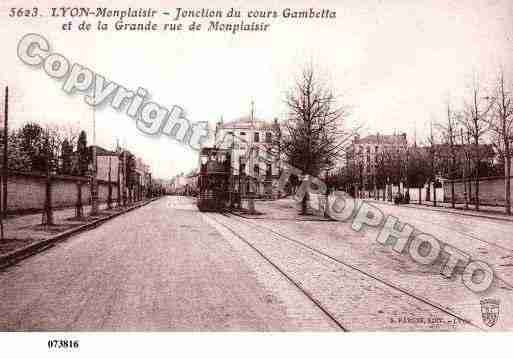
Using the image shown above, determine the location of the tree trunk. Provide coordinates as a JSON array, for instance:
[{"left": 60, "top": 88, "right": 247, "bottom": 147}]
[
  {"left": 117, "top": 171, "right": 121, "bottom": 207},
  {"left": 468, "top": 179, "right": 472, "bottom": 208},
  {"left": 451, "top": 181, "right": 455, "bottom": 209},
  {"left": 433, "top": 183, "right": 437, "bottom": 207},
  {"left": 76, "top": 182, "right": 83, "bottom": 219},
  {"left": 42, "top": 174, "right": 53, "bottom": 225},
  {"left": 506, "top": 155, "right": 511, "bottom": 215},
  {"left": 474, "top": 143, "right": 480, "bottom": 210},
  {"left": 107, "top": 175, "right": 112, "bottom": 210},
  {"left": 301, "top": 192, "right": 308, "bottom": 215},
  {"left": 475, "top": 171, "right": 480, "bottom": 211}
]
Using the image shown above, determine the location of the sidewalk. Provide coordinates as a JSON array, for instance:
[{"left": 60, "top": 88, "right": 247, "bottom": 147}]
[
  {"left": 241, "top": 195, "right": 513, "bottom": 223},
  {"left": 366, "top": 198, "right": 513, "bottom": 222},
  {"left": 237, "top": 196, "right": 332, "bottom": 221},
  {"left": 0, "top": 199, "right": 155, "bottom": 258}
]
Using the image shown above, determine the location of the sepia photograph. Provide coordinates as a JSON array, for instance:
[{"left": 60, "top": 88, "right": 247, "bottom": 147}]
[{"left": 0, "top": 0, "right": 512, "bottom": 357}]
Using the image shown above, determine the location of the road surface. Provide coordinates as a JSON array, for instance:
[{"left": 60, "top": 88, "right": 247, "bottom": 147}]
[
  {"left": 0, "top": 196, "right": 336, "bottom": 331},
  {"left": 1, "top": 195, "right": 511, "bottom": 330}
]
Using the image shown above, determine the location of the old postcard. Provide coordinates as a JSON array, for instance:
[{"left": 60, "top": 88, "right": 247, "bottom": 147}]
[{"left": 0, "top": 0, "right": 512, "bottom": 356}]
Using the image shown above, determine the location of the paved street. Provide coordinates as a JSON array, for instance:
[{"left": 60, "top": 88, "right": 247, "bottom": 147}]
[
  {"left": 0, "top": 195, "right": 512, "bottom": 331},
  {"left": 0, "top": 196, "right": 336, "bottom": 331},
  {"left": 255, "top": 196, "right": 513, "bottom": 330}
]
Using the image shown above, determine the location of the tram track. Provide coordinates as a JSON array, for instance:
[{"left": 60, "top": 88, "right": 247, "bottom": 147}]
[
  {"left": 368, "top": 200, "right": 513, "bottom": 254},
  {"left": 203, "top": 212, "right": 348, "bottom": 331},
  {"left": 211, "top": 212, "right": 483, "bottom": 331},
  {"left": 367, "top": 202, "right": 513, "bottom": 290}
]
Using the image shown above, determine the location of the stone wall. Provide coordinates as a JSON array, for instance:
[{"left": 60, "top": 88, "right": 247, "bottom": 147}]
[
  {"left": 442, "top": 176, "right": 513, "bottom": 206},
  {"left": 0, "top": 171, "right": 119, "bottom": 214}
]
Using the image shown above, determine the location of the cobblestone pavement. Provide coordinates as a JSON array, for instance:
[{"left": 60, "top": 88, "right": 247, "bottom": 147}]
[
  {"left": 1, "top": 195, "right": 511, "bottom": 331},
  {"left": 247, "top": 196, "right": 513, "bottom": 330}
]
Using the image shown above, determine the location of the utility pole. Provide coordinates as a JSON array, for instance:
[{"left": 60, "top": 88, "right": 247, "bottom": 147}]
[
  {"left": 1, "top": 86, "right": 8, "bottom": 239},
  {"left": 460, "top": 128, "right": 469, "bottom": 209},
  {"left": 90, "top": 85, "right": 99, "bottom": 215},
  {"left": 3, "top": 87, "right": 8, "bottom": 218},
  {"left": 42, "top": 133, "right": 54, "bottom": 226},
  {"left": 107, "top": 154, "right": 112, "bottom": 209},
  {"left": 430, "top": 121, "right": 437, "bottom": 207},
  {"left": 248, "top": 99, "right": 256, "bottom": 214}
]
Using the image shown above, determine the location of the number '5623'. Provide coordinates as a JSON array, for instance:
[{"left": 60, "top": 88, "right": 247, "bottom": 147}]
[{"left": 9, "top": 8, "right": 39, "bottom": 17}]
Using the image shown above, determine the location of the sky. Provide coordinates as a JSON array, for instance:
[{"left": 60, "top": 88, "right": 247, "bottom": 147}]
[{"left": 1, "top": 0, "right": 512, "bottom": 178}]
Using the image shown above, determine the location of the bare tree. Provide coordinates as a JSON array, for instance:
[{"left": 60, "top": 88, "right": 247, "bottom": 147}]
[
  {"left": 457, "top": 82, "right": 493, "bottom": 210},
  {"left": 426, "top": 121, "right": 439, "bottom": 206},
  {"left": 436, "top": 102, "right": 458, "bottom": 208},
  {"left": 280, "top": 66, "right": 353, "bottom": 214},
  {"left": 487, "top": 70, "right": 513, "bottom": 215}
]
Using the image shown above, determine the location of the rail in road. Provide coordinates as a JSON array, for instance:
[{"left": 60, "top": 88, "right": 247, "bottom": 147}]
[
  {"left": 205, "top": 212, "right": 483, "bottom": 331},
  {"left": 206, "top": 213, "right": 347, "bottom": 331}
]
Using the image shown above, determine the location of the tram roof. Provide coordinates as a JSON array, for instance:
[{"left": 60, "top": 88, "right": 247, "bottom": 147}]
[{"left": 200, "top": 147, "right": 232, "bottom": 155}]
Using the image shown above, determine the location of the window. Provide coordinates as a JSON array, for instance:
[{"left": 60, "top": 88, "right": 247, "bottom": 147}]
[
  {"left": 266, "top": 163, "right": 272, "bottom": 178},
  {"left": 254, "top": 132, "right": 260, "bottom": 142},
  {"left": 265, "top": 132, "right": 272, "bottom": 143},
  {"left": 254, "top": 165, "right": 260, "bottom": 177},
  {"left": 240, "top": 132, "right": 246, "bottom": 136}
]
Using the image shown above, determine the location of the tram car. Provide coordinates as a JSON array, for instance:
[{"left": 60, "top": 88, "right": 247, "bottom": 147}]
[{"left": 197, "top": 147, "right": 232, "bottom": 212}]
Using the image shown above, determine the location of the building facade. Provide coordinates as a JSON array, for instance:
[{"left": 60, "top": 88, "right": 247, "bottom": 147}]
[{"left": 346, "top": 133, "right": 408, "bottom": 194}]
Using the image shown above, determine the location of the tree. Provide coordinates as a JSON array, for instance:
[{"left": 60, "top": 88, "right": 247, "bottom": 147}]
[
  {"left": 18, "top": 122, "right": 46, "bottom": 172},
  {"left": 425, "top": 122, "right": 440, "bottom": 206},
  {"left": 76, "top": 130, "right": 88, "bottom": 175},
  {"left": 407, "top": 146, "right": 430, "bottom": 204},
  {"left": 487, "top": 70, "right": 513, "bottom": 215},
  {"left": 457, "top": 83, "right": 493, "bottom": 210},
  {"left": 279, "top": 66, "right": 352, "bottom": 214},
  {"left": 60, "top": 139, "right": 73, "bottom": 175},
  {"left": 16, "top": 122, "right": 76, "bottom": 174},
  {"left": 3, "top": 132, "right": 31, "bottom": 171},
  {"left": 436, "top": 103, "right": 459, "bottom": 208},
  {"left": 126, "top": 153, "right": 137, "bottom": 203}
]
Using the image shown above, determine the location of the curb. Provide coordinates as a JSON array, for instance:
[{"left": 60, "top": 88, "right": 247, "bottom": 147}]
[
  {"left": 0, "top": 197, "right": 161, "bottom": 270},
  {"left": 365, "top": 199, "right": 513, "bottom": 223}
]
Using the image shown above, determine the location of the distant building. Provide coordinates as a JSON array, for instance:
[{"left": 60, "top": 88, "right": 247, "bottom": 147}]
[
  {"left": 94, "top": 146, "right": 120, "bottom": 182},
  {"left": 172, "top": 173, "right": 188, "bottom": 194},
  {"left": 346, "top": 133, "right": 408, "bottom": 191},
  {"left": 152, "top": 178, "right": 174, "bottom": 194}
]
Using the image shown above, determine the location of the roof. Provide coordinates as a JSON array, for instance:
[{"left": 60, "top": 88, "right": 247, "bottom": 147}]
[
  {"left": 219, "top": 116, "right": 275, "bottom": 130},
  {"left": 354, "top": 133, "right": 407, "bottom": 145},
  {"left": 431, "top": 143, "right": 495, "bottom": 158},
  {"left": 88, "top": 145, "right": 117, "bottom": 156}
]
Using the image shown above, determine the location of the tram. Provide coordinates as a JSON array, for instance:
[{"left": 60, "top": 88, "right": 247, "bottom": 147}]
[{"left": 196, "top": 147, "right": 232, "bottom": 212}]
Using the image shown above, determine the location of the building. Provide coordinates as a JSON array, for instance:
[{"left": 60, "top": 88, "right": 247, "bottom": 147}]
[
  {"left": 134, "top": 156, "right": 151, "bottom": 197},
  {"left": 213, "top": 116, "right": 281, "bottom": 198},
  {"left": 94, "top": 146, "right": 120, "bottom": 183},
  {"left": 152, "top": 178, "right": 174, "bottom": 194},
  {"left": 345, "top": 133, "right": 408, "bottom": 194}
]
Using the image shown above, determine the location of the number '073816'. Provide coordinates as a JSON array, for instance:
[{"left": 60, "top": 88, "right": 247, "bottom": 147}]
[{"left": 47, "top": 340, "right": 79, "bottom": 349}]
